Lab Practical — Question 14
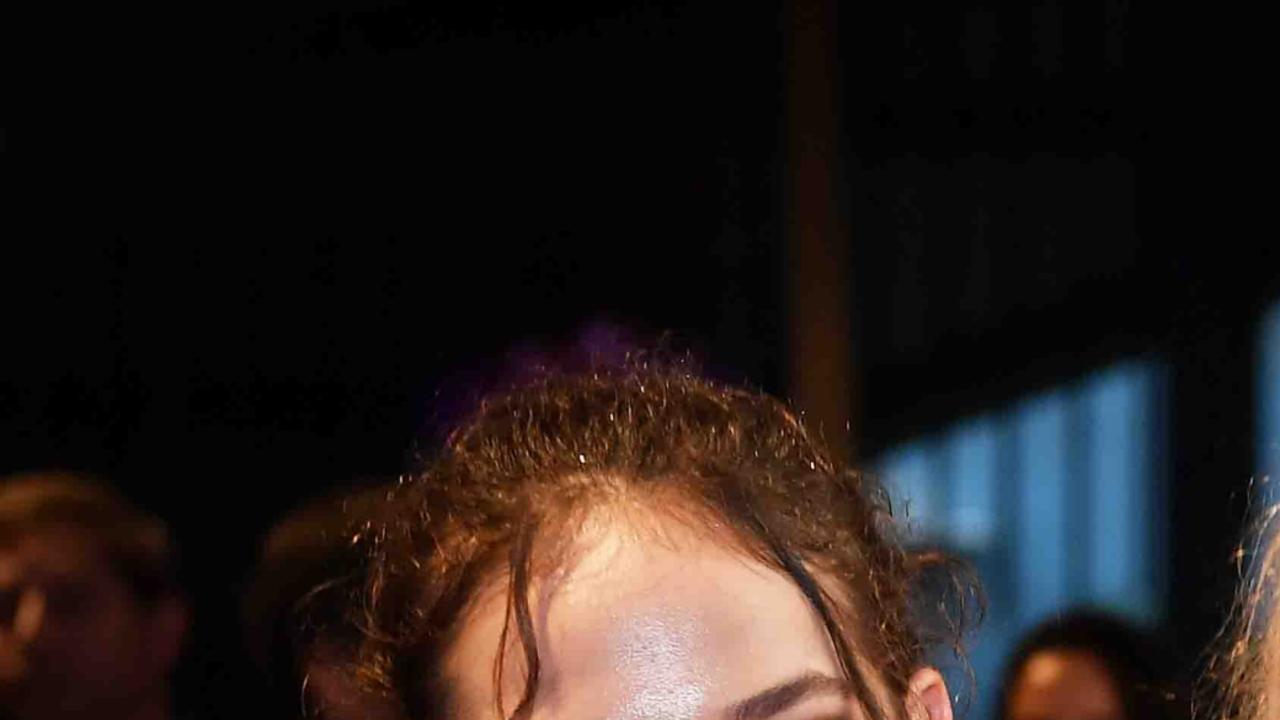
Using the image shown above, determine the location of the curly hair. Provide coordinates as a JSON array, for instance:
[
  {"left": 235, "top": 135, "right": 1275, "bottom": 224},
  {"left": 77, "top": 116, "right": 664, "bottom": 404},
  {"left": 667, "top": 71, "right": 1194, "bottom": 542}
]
[
  {"left": 343, "top": 361, "right": 976, "bottom": 720},
  {"left": 1209, "top": 502, "right": 1280, "bottom": 720}
]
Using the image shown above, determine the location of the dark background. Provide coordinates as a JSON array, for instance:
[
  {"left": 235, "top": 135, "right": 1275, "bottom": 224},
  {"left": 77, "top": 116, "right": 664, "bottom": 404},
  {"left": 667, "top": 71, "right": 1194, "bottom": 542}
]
[{"left": 5, "top": 1, "right": 1276, "bottom": 717}]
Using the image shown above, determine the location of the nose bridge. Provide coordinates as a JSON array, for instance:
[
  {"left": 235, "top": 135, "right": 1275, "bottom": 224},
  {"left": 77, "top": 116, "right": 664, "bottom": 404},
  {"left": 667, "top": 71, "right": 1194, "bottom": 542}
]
[{"left": 12, "top": 586, "right": 47, "bottom": 645}]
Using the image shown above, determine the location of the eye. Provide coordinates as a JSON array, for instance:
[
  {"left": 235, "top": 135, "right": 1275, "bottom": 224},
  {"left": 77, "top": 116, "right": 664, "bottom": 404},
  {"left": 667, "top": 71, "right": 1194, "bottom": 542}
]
[
  {"left": 778, "top": 697, "right": 858, "bottom": 720},
  {"left": 43, "top": 581, "right": 92, "bottom": 616},
  {"left": 802, "top": 710, "right": 856, "bottom": 720},
  {"left": 801, "top": 710, "right": 859, "bottom": 720},
  {"left": 0, "top": 588, "right": 19, "bottom": 622}
]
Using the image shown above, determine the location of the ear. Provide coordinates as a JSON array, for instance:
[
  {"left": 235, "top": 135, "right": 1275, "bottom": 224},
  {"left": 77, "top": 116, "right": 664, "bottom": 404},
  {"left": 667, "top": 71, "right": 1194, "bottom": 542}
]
[{"left": 905, "top": 667, "right": 953, "bottom": 720}]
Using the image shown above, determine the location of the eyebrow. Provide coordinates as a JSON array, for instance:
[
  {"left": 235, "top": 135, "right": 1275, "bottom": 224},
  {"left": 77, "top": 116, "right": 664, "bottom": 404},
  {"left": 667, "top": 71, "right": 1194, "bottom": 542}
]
[{"left": 726, "top": 673, "right": 854, "bottom": 720}]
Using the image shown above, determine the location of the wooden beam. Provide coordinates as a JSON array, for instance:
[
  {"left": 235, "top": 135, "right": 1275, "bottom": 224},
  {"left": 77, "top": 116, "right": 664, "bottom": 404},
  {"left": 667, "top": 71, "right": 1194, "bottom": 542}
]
[{"left": 786, "top": 0, "right": 855, "bottom": 463}]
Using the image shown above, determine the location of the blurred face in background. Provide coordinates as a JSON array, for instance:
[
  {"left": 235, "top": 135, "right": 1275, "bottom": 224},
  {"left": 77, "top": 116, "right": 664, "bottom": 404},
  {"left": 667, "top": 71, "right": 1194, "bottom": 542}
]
[
  {"left": 1004, "top": 648, "right": 1125, "bottom": 720},
  {"left": 0, "top": 524, "right": 184, "bottom": 720}
]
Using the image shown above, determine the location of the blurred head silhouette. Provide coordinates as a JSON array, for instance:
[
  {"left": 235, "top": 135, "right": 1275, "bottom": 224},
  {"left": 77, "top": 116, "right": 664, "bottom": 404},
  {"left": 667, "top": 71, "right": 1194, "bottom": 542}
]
[
  {"left": 999, "top": 610, "right": 1182, "bottom": 720},
  {"left": 0, "top": 471, "right": 187, "bottom": 720},
  {"left": 242, "top": 484, "right": 398, "bottom": 720}
]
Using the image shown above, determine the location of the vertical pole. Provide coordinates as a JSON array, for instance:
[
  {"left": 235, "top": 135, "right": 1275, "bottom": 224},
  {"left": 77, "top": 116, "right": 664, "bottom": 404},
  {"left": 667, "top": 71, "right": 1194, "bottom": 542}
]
[{"left": 787, "top": 0, "right": 855, "bottom": 462}]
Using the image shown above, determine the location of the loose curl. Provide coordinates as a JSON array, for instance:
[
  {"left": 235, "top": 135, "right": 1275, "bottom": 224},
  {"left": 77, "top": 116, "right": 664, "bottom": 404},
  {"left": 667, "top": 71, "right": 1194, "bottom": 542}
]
[{"left": 1208, "top": 497, "right": 1280, "bottom": 720}]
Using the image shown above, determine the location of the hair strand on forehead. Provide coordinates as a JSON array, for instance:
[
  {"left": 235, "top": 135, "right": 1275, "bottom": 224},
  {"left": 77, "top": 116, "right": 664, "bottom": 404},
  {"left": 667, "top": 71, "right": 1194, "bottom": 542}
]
[{"left": 728, "top": 481, "right": 890, "bottom": 720}]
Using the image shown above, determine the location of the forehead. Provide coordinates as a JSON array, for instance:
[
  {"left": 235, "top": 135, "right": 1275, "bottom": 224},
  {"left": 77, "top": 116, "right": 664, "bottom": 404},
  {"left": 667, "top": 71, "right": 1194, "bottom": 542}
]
[
  {"left": 0, "top": 525, "right": 107, "bottom": 582},
  {"left": 444, "top": 520, "right": 847, "bottom": 720},
  {"left": 1009, "top": 649, "right": 1123, "bottom": 720}
]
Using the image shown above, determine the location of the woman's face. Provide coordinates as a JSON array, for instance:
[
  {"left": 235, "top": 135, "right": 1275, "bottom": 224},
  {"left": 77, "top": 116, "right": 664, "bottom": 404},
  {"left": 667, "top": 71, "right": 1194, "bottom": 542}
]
[{"left": 444, "top": 513, "right": 949, "bottom": 720}]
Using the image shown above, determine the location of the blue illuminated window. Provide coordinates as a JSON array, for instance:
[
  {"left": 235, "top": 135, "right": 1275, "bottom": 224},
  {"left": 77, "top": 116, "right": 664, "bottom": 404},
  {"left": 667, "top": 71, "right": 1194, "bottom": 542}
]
[{"left": 876, "top": 360, "right": 1164, "bottom": 720}]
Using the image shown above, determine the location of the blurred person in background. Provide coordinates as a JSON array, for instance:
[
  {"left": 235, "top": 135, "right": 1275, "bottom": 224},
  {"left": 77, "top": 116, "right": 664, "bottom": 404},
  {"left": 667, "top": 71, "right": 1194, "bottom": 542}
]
[
  {"left": 998, "top": 610, "right": 1183, "bottom": 720},
  {"left": 0, "top": 471, "right": 188, "bottom": 720},
  {"left": 242, "top": 483, "right": 398, "bottom": 720}
]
